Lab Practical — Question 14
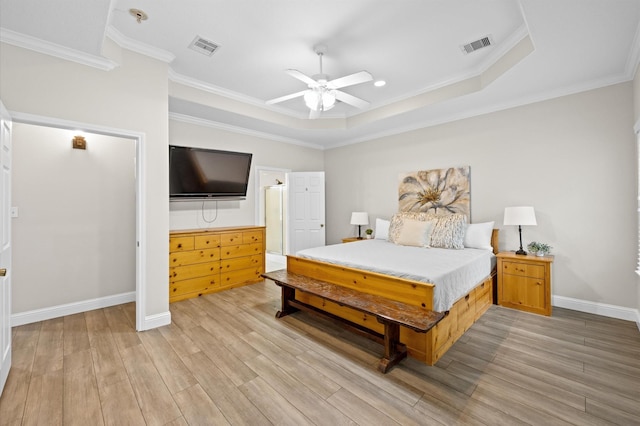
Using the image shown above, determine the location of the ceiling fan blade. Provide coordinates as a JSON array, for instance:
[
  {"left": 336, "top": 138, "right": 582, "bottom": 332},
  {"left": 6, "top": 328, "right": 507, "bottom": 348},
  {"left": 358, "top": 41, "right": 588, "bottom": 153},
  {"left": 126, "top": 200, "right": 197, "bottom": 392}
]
[
  {"left": 309, "top": 108, "right": 321, "bottom": 119},
  {"left": 327, "top": 71, "right": 373, "bottom": 89},
  {"left": 266, "top": 90, "right": 307, "bottom": 105},
  {"left": 335, "top": 90, "right": 370, "bottom": 109},
  {"left": 285, "top": 69, "right": 319, "bottom": 87}
]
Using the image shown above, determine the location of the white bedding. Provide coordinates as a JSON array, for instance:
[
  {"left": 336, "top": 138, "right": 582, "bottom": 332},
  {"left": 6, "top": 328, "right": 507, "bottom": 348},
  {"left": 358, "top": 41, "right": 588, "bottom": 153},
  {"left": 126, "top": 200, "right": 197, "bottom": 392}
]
[{"left": 296, "top": 239, "right": 496, "bottom": 312}]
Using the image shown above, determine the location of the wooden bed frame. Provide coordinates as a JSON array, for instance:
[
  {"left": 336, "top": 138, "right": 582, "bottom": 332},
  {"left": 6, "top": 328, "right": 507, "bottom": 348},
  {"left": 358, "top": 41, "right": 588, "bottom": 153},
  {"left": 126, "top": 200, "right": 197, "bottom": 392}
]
[{"left": 286, "top": 229, "right": 499, "bottom": 366}]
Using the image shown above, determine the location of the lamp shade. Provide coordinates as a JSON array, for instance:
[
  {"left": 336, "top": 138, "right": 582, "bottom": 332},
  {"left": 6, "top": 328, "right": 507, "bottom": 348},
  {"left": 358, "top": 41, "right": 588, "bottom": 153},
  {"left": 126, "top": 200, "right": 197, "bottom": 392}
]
[
  {"left": 503, "top": 206, "right": 537, "bottom": 226},
  {"left": 350, "top": 212, "right": 369, "bottom": 226}
]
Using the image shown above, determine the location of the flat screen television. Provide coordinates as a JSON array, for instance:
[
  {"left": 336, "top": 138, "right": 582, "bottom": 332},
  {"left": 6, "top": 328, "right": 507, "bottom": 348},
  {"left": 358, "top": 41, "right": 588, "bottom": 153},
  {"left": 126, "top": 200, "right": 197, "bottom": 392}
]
[{"left": 169, "top": 145, "right": 253, "bottom": 200}]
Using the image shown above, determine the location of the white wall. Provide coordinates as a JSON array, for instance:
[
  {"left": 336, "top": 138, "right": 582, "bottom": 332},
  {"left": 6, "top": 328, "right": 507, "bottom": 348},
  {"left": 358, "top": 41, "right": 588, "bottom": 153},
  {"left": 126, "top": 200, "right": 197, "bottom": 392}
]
[
  {"left": 324, "top": 82, "right": 637, "bottom": 310},
  {"left": 0, "top": 41, "right": 170, "bottom": 323},
  {"left": 168, "top": 119, "right": 324, "bottom": 230},
  {"left": 11, "top": 124, "right": 135, "bottom": 313}
]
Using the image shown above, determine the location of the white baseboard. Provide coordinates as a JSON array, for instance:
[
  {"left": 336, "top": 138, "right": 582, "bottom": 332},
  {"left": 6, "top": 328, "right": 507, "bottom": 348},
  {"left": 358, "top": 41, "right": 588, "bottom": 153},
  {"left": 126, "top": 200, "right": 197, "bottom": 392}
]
[
  {"left": 11, "top": 292, "right": 136, "bottom": 327},
  {"left": 141, "top": 311, "right": 171, "bottom": 331},
  {"left": 553, "top": 295, "right": 640, "bottom": 331}
]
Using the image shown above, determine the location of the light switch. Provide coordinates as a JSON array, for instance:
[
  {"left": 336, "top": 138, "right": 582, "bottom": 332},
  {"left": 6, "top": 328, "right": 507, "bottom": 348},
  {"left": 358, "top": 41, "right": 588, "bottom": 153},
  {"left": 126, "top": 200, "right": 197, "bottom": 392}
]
[{"left": 11, "top": 207, "right": 18, "bottom": 218}]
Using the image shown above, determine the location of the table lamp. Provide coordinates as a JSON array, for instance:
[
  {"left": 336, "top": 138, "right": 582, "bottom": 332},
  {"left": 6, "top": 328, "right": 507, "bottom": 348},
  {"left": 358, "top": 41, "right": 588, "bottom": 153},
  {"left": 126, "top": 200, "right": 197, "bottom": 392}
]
[
  {"left": 350, "top": 212, "right": 369, "bottom": 239},
  {"left": 503, "top": 206, "right": 537, "bottom": 255}
]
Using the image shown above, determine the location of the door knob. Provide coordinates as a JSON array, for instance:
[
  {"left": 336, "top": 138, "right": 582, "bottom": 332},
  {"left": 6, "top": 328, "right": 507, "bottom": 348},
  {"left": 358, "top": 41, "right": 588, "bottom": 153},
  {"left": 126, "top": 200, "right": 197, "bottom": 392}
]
[{"left": 0, "top": 268, "right": 6, "bottom": 277}]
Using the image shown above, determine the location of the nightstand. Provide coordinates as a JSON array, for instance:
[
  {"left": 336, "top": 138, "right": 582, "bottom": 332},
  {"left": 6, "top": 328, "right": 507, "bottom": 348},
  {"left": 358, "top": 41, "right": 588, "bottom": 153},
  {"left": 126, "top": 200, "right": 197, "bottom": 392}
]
[
  {"left": 496, "top": 252, "right": 553, "bottom": 316},
  {"left": 341, "top": 237, "right": 362, "bottom": 243}
]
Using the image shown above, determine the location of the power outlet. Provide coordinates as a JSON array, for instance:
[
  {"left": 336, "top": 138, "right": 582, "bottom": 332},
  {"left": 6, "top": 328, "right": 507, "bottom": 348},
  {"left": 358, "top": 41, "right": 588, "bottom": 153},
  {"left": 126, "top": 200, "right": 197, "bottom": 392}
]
[{"left": 11, "top": 207, "right": 18, "bottom": 218}]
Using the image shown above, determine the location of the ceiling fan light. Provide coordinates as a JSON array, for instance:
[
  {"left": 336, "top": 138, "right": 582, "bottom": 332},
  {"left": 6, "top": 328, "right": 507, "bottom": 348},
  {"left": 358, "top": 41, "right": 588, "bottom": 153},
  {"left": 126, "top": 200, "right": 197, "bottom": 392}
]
[
  {"left": 304, "top": 90, "right": 320, "bottom": 111},
  {"left": 322, "top": 90, "right": 336, "bottom": 110}
]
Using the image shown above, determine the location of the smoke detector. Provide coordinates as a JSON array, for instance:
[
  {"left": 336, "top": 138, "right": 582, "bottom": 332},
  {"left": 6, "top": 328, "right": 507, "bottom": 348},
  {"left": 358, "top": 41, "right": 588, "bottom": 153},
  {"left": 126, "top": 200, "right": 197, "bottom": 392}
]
[
  {"left": 129, "top": 9, "right": 148, "bottom": 24},
  {"left": 460, "top": 36, "right": 493, "bottom": 54}
]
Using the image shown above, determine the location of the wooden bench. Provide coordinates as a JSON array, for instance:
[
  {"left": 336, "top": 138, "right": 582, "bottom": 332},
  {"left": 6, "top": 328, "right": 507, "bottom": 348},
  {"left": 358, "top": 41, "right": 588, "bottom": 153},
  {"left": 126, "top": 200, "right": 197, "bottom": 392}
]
[{"left": 262, "top": 269, "right": 445, "bottom": 373}]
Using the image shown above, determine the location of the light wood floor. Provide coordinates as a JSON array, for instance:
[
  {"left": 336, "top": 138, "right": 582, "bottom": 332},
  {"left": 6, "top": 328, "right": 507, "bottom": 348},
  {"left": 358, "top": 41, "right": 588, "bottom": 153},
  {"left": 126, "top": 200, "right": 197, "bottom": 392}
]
[{"left": 1, "top": 280, "right": 639, "bottom": 425}]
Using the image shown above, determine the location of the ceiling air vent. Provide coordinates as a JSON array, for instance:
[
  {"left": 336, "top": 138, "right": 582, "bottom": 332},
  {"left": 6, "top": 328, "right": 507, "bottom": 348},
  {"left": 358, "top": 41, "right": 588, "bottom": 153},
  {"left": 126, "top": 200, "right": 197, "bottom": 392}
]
[
  {"left": 189, "top": 36, "right": 220, "bottom": 56},
  {"left": 460, "top": 36, "right": 492, "bottom": 55}
]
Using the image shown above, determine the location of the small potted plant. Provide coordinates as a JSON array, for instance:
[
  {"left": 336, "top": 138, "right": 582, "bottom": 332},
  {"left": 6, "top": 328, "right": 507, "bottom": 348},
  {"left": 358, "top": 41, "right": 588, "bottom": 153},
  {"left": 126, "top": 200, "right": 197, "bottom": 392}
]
[
  {"left": 527, "top": 241, "right": 551, "bottom": 256},
  {"left": 365, "top": 228, "right": 373, "bottom": 239}
]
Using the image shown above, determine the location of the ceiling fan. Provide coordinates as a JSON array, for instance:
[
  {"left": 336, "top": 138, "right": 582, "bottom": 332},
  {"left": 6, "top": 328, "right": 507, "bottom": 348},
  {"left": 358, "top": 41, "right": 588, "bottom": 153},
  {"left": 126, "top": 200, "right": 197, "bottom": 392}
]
[{"left": 266, "top": 45, "right": 373, "bottom": 119}]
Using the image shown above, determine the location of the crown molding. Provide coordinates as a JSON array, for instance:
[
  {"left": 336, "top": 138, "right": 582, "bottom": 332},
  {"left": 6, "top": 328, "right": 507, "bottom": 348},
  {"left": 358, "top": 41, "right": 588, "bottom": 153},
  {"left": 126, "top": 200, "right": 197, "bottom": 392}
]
[
  {"left": 106, "top": 26, "right": 175, "bottom": 63},
  {"left": 0, "top": 27, "right": 118, "bottom": 71},
  {"left": 169, "top": 69, "right": 271, "bottom": 108},
  {"left": 168, "top": 112, "right": 324, "bottom": 150},
  {"left": 327, "top": 72, "right": 632, "bottom": 149}
]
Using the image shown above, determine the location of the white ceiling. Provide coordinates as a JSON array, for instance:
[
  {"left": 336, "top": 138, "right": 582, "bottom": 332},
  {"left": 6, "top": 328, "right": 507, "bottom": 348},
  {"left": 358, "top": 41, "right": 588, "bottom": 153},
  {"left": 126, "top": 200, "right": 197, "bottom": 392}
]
[{"left": 1, "top": 0, "right": 639, "bottom": 149}]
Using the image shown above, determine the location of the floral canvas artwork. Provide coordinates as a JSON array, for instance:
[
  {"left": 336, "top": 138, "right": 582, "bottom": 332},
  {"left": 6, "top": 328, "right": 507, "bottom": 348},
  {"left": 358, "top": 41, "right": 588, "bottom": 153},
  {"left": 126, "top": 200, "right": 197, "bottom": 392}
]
[{"left": 398, "top": 167, "right": 470, "bottom": 218}]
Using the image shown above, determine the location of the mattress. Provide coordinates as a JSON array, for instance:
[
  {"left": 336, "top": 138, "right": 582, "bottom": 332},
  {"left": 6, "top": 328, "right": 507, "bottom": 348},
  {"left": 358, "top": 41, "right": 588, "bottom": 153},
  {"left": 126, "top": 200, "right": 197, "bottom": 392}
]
[{"left": 296, "top": 239, "right": 496, "bottom": 312}]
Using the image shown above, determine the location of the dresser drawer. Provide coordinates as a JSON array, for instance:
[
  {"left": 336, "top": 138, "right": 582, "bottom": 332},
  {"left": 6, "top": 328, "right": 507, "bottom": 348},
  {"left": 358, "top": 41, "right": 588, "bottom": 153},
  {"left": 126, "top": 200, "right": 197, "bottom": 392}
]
[
  {"left": 220, "top": 242, "right": 263, "bottom": 259},
  {"left": 170, "top": 261, "right": 220, "bottom": 283},
  {"left": 170, "top": 248, "right": 220, "bottom": 267},
  {"left": 243, "top": 230, "right": 264, "bottom": 244},
  {"left": 194, "top": 234, "right": 221, "bottom": 249},
  {"left": 220, "top": 232, "right": 244, "bottom": 246},
  {"left": 170, "top": 275, "right": 220, "bottom": 301},
  {"left": 221, "top": 267, "right": 262, "bottom": 287},
  {"left": 501, "top": 261, "right": 545, "bottom": 279},
  {"left": 170, "top": 236, "right": 194, "bottom": 252},
  {"left": 220, "top": 254, "right": 263, "bottom": 272}
]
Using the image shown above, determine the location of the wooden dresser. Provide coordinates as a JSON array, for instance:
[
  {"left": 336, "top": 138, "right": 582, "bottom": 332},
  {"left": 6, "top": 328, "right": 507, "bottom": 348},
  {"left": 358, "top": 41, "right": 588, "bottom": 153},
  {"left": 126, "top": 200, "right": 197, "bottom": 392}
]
[{"left": 169, "top": 226, "right": 265, "bottom": 303}]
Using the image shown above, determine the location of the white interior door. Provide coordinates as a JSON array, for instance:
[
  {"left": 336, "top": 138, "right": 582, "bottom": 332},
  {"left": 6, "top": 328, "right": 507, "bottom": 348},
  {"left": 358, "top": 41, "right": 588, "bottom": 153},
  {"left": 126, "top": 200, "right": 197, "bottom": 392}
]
[
  {"left": 286, "top": 171, "right": 325, "bottom": 254},
  {"left": 0, "top": 101, "right": 12, "bottom": 395}
]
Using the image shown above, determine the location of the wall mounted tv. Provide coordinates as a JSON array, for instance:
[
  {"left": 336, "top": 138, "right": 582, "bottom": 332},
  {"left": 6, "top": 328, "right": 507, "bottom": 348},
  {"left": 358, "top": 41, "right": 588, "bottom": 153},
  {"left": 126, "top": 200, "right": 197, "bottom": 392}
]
[{"left": 169, "top": 145, "right": 253, "bottom": 200}]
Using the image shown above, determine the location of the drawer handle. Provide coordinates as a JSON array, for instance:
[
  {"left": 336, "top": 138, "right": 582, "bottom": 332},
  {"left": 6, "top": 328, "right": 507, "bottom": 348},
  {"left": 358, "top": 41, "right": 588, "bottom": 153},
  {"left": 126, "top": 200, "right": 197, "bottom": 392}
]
[
  {"left": 465, "top": 294, "right": 470, "bottom": 301},
  {"left": 177, "top": 243, "right": 182, "bottom": 248}
]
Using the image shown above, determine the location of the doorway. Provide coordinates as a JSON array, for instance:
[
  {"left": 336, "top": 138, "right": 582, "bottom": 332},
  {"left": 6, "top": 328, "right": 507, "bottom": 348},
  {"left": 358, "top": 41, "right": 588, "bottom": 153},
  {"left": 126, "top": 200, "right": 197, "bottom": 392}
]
[
  {"left": 9, "top": 113, "right": 145, "bottom": 330},
  {"left": 11, "top": 123, "right": 136, "bottom": 320},
  {"left": 265, "top": 185, "right": 286, "bottom": 255},
  {"left": 255, "top": 167, "right": 288, "bottom": 271}
]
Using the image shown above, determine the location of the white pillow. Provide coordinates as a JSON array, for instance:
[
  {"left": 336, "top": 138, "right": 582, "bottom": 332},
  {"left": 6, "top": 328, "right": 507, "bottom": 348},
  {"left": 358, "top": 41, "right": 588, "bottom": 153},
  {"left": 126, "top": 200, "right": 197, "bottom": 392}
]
[
  {"left": 463, "top": 221, "right": 495, "bottom": 250},
  {"left": 395, "top": 219, "right": 434, "bottom": 247},
  {"left": 374, "top": 218, "right": 390, "bottom": 240}
]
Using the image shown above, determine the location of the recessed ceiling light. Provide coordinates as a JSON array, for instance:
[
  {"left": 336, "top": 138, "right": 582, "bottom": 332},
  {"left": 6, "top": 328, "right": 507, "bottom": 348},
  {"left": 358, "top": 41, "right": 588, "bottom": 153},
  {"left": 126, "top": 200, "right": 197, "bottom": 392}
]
[{"left": 374, "top": 80, "right": 386, "bottom": 87}]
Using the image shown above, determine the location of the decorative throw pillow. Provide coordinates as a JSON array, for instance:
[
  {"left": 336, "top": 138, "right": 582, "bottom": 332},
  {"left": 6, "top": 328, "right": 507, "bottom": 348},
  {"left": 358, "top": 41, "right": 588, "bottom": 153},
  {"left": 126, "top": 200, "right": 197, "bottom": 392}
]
[
  {"left": 463, "top": 221, "right": 495, "bottom": 250},
  {"left": 394, "top": 218, "right": 435, "bottom": 247},
  {"left": 374, "top": 218, "right": 390, "bottom": 240},
  {"left": 388, "top": 211, "right": 433, "bottom": 243},
  {"left": 429, "top": 214, "right": 467, "bottom": 249}
]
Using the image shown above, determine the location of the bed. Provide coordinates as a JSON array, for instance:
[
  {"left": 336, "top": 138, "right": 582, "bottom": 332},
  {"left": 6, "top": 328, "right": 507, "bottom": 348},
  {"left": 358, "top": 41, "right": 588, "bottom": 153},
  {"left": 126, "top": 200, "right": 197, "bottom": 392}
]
[{"left": 286, "top": 211, "right": 498, "bottom": 366}]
